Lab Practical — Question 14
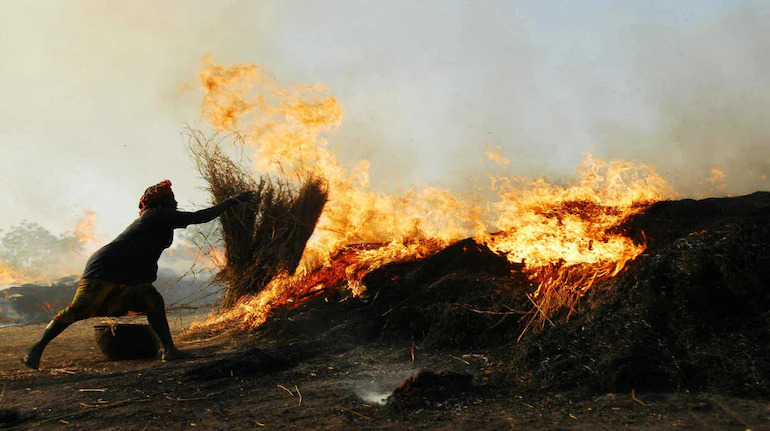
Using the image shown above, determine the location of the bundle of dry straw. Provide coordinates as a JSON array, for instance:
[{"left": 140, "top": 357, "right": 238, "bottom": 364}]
[{"left": 187, "top": 130, "right": 329, "bottom": 309}]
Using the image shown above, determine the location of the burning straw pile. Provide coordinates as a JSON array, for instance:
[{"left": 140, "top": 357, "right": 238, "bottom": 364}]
[{"left": 188, "top": 130, "right": 328, "bottom": 308}]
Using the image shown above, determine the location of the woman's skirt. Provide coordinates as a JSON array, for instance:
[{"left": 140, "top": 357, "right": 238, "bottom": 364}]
[{"left": 53, "top": 278, "right": 165, "bottom": 324}]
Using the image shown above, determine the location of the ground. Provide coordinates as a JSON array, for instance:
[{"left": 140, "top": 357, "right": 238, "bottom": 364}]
[{"left": 1, "top": 312, "right": 768, "bottom": 430}]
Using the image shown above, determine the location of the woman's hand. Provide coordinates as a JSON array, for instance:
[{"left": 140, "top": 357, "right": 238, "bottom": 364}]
[{"left": 232, "top": 191, "right": 256, "bottom": 203}]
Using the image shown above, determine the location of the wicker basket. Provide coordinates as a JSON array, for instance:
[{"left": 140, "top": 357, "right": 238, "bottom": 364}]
[{"left": 94, "top": 323, "right": 160, "bottom": 360}]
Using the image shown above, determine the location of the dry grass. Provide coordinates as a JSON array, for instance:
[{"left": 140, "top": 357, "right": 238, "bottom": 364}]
[{"left": 187, "top": 130, "right": 328, "bottom": 309}]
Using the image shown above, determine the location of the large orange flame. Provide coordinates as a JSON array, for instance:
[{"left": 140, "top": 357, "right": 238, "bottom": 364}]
[
  {"left": 481, "top": 155, "right": 670, "bottom": 333},
  {"left": 191, "top": 57, "right": 672, "bottom": 332}
]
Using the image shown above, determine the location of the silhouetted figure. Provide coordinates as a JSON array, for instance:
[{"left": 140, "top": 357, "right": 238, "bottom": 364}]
[{"left": 22, "top": 180, "right": 251, "bottom": 369}]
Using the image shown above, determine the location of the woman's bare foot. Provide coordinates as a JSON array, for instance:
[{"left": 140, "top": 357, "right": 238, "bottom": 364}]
[
  {"left": 20, "top": 346, "right": 42, "bottom": 370},
  {"left": 161, "top": 348, "right": 194, "bottom": 362}
]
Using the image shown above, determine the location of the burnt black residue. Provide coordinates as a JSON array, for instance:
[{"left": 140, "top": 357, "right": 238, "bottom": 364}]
[{"left": 387, "top": 370, "right": 477, "bottom": 409}]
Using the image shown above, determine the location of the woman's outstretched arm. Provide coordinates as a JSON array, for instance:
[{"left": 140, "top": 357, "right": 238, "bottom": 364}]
[{"left": 167, "top": 192, "right": 253, "bottom": 228}]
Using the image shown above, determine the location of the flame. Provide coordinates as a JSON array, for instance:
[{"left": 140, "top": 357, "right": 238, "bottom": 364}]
[
  {"left": 198, "top": 55, "right": 261, "bottom": 129},
  {"left": 706, "top": 167, "right": 726, "bottom": 184},
  {"left": 0, "top": 259, "right": 36, "bottom": 286},
  {"left": 481, "top": 155, "right": 670, "bottom": 332},
  {"left": 484, "top": 146, "right": 510, "bottom": 167},
  {"left": 192, "top": 240, "right": 444, "bottom": 331},
  {"left": 37, "top": 300, "right": 62, "bottom": 314},
  {"left": 701, "top": 167, "right": 726, "bottom": 196},
  {"left": 197, "top": 57, "right": 483, "bottom": 262},
  {"left": 75, "top": 211, "right": 99, "bottom": 246},
  {"left": 192, "top": 57, "right": 673, "bottom": 332}
]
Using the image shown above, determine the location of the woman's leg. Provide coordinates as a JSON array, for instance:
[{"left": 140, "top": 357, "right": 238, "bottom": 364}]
[
  {"left": 22, "top": 278, "right": 100, "bottom": 370},
  {"left": 21, "top": 320, "right": 71, "bottom": 370},
  {"left": 142, "top": 288, "right": 191, "bottom": 361},
  {"left": 147, "top": 311, "right": 191, "bottom": 361}
]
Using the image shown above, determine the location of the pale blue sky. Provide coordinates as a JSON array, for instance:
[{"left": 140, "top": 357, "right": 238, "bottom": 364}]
[{"left": 1, "top": 0, "right": 767, "bottom": 242}]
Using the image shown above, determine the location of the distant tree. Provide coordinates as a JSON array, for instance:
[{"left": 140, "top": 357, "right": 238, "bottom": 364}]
[{"left": 0, "top": 222, "right": 82, "bottom": 273}]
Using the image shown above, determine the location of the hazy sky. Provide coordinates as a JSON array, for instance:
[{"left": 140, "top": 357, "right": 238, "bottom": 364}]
[{"left": 2, "top": 0, "right": 768, "bottom": 242}]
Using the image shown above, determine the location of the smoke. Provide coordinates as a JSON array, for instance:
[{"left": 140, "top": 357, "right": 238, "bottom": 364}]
[
  {"left": 3, "top": 1, "right": 768, "bottom": 251},
  {"left": 595, "top": 2, "right": 770, "bottom": 198},
  {"left": 283, "top": 1, "right": 770, "bottom": 200},
  {"left": 353, "top": 370, "right": 416, "bottom": 406},
  {"left": 353, "top": 387, "right": 390, "bottom": 406},
  {"left": 325, "top": 1, "right": 770, "bottom": 200}
]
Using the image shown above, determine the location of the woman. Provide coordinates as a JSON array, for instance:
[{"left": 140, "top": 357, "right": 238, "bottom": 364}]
[{"left": 22, "top": 180, "right": 250, "bottom": 369}]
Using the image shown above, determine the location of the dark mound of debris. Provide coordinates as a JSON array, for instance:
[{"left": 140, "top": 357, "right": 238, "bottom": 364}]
[
  {"left": 0, "top": 276, "right": 78, "bottom": 325},
  {"left": 253, "top": 192, "right": 770, "bottom": 397},
  {"left": 387, "top": 370, "right": 477, "bottom": 409},
  {"left": 362, "top": 238, "right": 530, "bottom": 349},
  {"left": 510, "top": 192, "right": 770, "bottom": 396},
  {"left": 255, "top": 238, "right": 530, "bottom": 350},
  {"left": 626, "top": 191, "right": 770, "bottom": 252}
]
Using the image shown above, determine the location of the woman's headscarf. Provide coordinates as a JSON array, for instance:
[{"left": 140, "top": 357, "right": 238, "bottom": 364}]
[{"left": 139, "top": 180, "right": 175, "bottom": 215}]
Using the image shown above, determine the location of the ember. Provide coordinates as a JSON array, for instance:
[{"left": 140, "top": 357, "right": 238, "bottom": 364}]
[{"left": 37, "top": 300, "right": 61, "bottom": 315}]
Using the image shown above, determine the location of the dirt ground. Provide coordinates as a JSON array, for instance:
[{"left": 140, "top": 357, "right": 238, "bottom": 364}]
[{"left": 1, "top": 312, "right": 768, "bottom": 430}]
